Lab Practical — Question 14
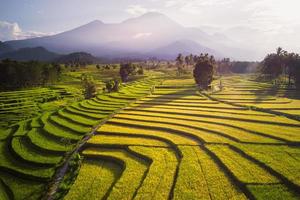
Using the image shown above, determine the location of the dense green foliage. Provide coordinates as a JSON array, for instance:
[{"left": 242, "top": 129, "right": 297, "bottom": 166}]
[
  {"left": 261, "top": 47, "right": 300, "bottom": 88},
  {"left": 55, "top": 52, "right": 99, "bottom": 66},
  {"left": 105, "top": 79, "right": 120, "bottom": 93},
  {"left": 0, "top": 47, "right": 59, "bottom": 62},
  {"left": 193, "top": 54, "right": 215, "bottom": 89},
  {"left": 0, "top": 59, "right": 61, "bottom": 90},
  {"left": 216, "top": 59, "right": 258, "bottom": 74},
  {"left": 119, "top": 63, "right": 137, "bottom": 82},
  {"left": 81, "top": 74, "right": 97, "bottom": 99}
]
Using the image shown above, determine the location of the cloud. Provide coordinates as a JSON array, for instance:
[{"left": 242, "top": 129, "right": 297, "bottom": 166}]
[
  {"left": 126, "top": 4, "right": 157, "bottom": 16},
  {"left": 132, "top": 32, "right": 153, "bottom": 39},
  {"left": 165, "top": 0, "right": 236, "bottom": 10},
  {"left": 126, "top": 5, "right": 149, "bottom": 16},
  {"left": 0, "top": 21, "right": 22, "bottom": 41},
  {"left": 0, "top": 21, "right": 52, "bottom": 41}
]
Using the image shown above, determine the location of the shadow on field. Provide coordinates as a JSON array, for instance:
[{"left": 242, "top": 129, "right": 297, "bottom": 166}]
[
  {"left": 134, "top": 88, "right": 197, "bottom": 109},
  {"left": 251, "top": 85, "right": 300, "bottom": 101}
]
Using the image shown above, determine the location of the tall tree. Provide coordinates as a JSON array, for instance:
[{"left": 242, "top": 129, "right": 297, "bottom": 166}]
[
  {"left": 175, "top": 53, "right": 183, "bottom": 65},
  {"left": 119, "top": 62, "right": 135, "bottom": 82},
  {"left": 193, "top": 54, "right": 215, "bottom": 90},
  {"left": 217, "top": 58, "right": 231, "bottom": 74},
  {"left": 261, "top": 48, "right": 284, "bottom": 82}
]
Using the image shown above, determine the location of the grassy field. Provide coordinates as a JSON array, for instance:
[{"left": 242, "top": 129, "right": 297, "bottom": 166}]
[
  {"left": 66, "top": 75, "right": 300, "bottom": 200},
  {"left": 0, "top": 66, "right": 161, "bottom": 199},
  {"left": 0, "top": 73, "right": 299, "bottom": 199}
]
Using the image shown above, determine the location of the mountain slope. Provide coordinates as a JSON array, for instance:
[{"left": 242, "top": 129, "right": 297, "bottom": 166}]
[
  {"left": 0, "top": 41, "right": 15, "bottom": 55},
  {"left": 4, "top": 12, "right": 245, "bottom": 59},
  {"left": 55, "top": 52, "right": 99, "bottom": 64},
  {"left": 149, "top": 40, "right": 220, "bottom": 59},
  {"left": 0, "top": 47, "right": 60, "bottom": 61}
]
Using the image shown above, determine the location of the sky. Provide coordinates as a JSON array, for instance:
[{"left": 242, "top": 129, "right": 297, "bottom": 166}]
[{"left": 0, "top": 0, "right": 300, "bottom": 55}]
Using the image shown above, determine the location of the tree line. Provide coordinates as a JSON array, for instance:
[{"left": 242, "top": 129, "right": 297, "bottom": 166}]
[
  {"left": 260, "top": 47, "right": 300, "bottom": 88},
  {"left": 0, "top": 59, "right": 62, "bottom": 90},
  {"left": 176, "top": 53, "right": 215, "bottom": 90},
  {"left": 82, "top": 62, "right": 144, "bottom": 99}
]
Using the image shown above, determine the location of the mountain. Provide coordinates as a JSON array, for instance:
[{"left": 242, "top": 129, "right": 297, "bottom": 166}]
[
  {"left": 149, "top": 40, "right": 220, "bottom": 59},
  {"left": 0, "top": 47, "right": 60, "bottom": 61},
  {"left": 55, "top": 52, "right": 99, "bottom": 64},
  {"left": 0, "top": 41, "right": 15, "bottom": 55},
  {"left": 4, "top": 12, "right": 249, "bottom": 60}
]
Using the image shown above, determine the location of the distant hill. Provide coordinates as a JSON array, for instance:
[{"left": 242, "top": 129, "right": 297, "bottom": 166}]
[
  {"left": 0, "top": 41, "right": 15, "bottom": 55},
  {"left": 148, "top": 40, "right": 220, "bottom": 59},
  {"left": 0, "top": 47, "right": 60, "bottom": 61},
  {"left": 55, "top": 52, "right": 99, "bottom": 64}
]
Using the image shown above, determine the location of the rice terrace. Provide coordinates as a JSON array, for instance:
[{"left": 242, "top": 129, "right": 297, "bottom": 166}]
[{"left": 0, "top": 1, "right": 300, "bottom": 200}]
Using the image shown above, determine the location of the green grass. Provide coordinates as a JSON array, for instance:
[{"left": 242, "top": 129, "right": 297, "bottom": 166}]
[
  {"left": 247, "top": 184, "right": 299, "bottom": 200},
  {"left": 49, "top": 115, "right": 90, "bottom": 133},
  {"left": 83, "top": 148, "right": 149, "bottom": 200},
  {"left": 11, "top": 136, "right": 62, "bottom": 165},
  {"left": 26, "top": 128, "right": 74, "bottom": 153},
  {"left": 174, "top": 145, "right": 247, "bottom": 200},
  {"left": 65, "top": 159, "right": 121, "bottom": 200},
  {"left": 0, "top": 70, "right": 161, "bottom": 200},
  {"left": 0, "top": 171, "right": 45, "bottom": 200},
  {"left": 98, "top": 123, "right": 199, "bottom": 145},
  {"left": 57, "top": 109, "right": 99, "bottom": 126},
  {"left": 0, "top": 128, "right": 12, "bottom": 140},
  {"left": 207, "top": 145, "right": 278, "bottom": 183},
  {"left": 236, "top": 144, "right": 300, "bottom": 187},
  {"left": 88, "top": 134, "right": 169, "bottom": 147},
  {"left": 114, "top": 113, "right": 279, "bottom": 143},
  {"left": 108, "top": 116, "right": 231, "bottom": 143},
  {"left": 210, "top": 75, "right": 300, "bottom": 117},
  {"left": 0, "top": 179, "right": 10, "bottom": 200},
  {"left": 207, "top": 144, "right": 297, "bottom": 199},
  {"left": 129, "top": 146, "right": 178, "bottom": 200},
  {"left": 127, "top": 107, "right": 300, "bottom": 142},
  {"left": 0, "top": 141, "right": 55, "bottom": 180},
  {"left": 1, "top": 74, "right": 300, "bottom": 200}
]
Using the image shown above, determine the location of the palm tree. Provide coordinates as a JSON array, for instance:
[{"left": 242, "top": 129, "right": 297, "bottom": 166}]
[{"left": 176, "top": 53, "right": 184, "bottom": 66}]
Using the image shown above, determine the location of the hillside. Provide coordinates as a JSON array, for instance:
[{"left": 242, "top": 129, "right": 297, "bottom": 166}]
[
  {"left": 55, "top": 52, "right": 100, "bottom": 64},
  {"left": 3, "top": 12, "right": 250, "bottom": 60},
  {"left": 0, "top": 46, "right": 60, "bottom": 61},
  {"left": 0, "top": 41, "right": 15, "bottom": 55},
  {"left": 149, "top": 39, "right": 220, "bottom": 59}
]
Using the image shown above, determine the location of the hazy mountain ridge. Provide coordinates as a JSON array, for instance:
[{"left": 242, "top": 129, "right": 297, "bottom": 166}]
[
  {"left": 55, "top": 52, "right": 100, "bottom": 64},
  {"left": 0, "top": 46, "right": 60, "bottom": 61},
  {"left": 0, "top": 41, "right": 15, "bottom": 55},
  {"left": 3, "top": 12, "right": 252, "bottom": 60}
]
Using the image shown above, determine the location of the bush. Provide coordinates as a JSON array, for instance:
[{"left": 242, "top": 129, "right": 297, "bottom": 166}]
[
  {"left": 105, "top": 79, "right": 121, "bottom": 93},
  {"left": 119, "top": 63, "right": 136, "bottom": 82},
  {"left": 81, "top": 74, "right": 97, "bottom": 99},
  {"left": 0, "top": 59, "right": 62, "bottom": 90},
  {"left": 137, "top": 66, "right": 144, "bottom": 75}
]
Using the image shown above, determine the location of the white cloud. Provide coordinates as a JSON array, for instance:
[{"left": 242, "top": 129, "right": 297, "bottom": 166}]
[
  {"left": 0, "top": 21, "right": 22, "bottom": 41},
  {"left": 132, "top": 32, "right": 153, "bottom": 39},
  {"left": 0, "top": 21, "right": 52, "bottom": 41},
  {"left": 126, "top": 5, "right": 149, "bottom": 16},
  {"left": 165, "top": 0, "right": 236, "bottom": 10}
]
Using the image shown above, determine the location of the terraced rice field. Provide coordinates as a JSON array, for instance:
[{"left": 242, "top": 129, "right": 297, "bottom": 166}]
[
  {"left": 0, "top": 87, "right": 79, "bottom": 127},
  {"left": 0, "top": 75, "right": 299, "bottom": 199},
  {"left": 210, "top": 75, "right": 300, "bottom": 117},
  {"left": 66, "top": 77, "right": 300, "bottom": 200},
  {"left": 0, "top": 78, "right": 159, "bottom": 200}
]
